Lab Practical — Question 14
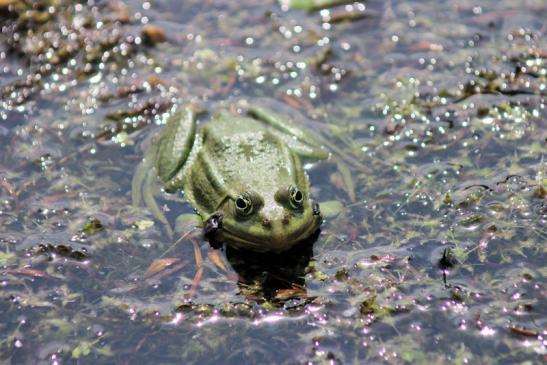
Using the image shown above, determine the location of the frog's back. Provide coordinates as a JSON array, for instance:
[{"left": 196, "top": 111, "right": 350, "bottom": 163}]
[{"left": 182, "top": 113, "right": 307, "bottom": 216}]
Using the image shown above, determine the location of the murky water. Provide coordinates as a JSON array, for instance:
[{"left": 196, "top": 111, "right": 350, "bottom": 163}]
[{"left": 1, "top": 0, "right": 545, "bottom": 364}]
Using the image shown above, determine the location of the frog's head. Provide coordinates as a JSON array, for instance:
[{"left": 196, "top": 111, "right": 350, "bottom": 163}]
[{"left": 206, "top": 185, "right": 322, "bottom": 252}]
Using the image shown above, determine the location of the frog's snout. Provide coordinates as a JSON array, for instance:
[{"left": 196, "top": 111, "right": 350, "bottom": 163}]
[{"left": 260, "top": 209, "right": 292, "bottom": 228}]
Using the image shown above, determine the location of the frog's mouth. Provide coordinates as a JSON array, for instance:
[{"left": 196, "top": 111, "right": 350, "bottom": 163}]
[{"left": 219, "top": 214, "right": 322, "bottom": 253}]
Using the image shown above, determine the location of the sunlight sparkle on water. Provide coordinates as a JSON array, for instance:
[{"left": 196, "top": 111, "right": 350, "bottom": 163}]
[
  {"left": 480, "top": 326, "right": 496, "bottom": 336},
  {"left": 253, "top": 314, "right": 286, "bottom": 325},
  {"left": 196, "top": 314, "right": 220, "bottom": 327}
]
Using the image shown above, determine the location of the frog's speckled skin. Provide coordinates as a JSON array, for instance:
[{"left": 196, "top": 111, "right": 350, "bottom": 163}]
[{"left": 133, "top": 106, "right": 328, "bottom": 252}]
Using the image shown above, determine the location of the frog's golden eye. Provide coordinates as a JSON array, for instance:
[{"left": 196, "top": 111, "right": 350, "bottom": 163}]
[
  {"left": 235, "top": 193, "right": 254, "bottom": 217},
  {"left": 288, "top": 185, "right": 304, "bottom": 210}
]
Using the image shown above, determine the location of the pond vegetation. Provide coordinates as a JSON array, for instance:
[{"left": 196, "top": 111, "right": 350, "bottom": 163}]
[{"left": 0, "top": 0, "right": 545, "bottom": 363}]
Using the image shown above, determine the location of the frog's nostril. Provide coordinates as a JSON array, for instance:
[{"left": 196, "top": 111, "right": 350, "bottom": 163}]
[
  {"left": 282, "top": 214, "right": 290, "bottom": 225},
  {"left": 262, "top": 219, "right": 271, "bottom": 228}
]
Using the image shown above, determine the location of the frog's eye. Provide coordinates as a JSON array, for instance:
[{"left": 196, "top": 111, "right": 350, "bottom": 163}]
[
  {"left": 235, "top": 193, "right": 254, "bottom": 217},
  {"left": 288, "top": 185, "right": 304, "bottom": 210}
]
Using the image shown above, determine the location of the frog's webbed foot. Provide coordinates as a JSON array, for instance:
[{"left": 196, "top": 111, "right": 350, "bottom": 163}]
[
  {"left": 131, "top": 159, "right": 174, "bottom": 239},
  {"left": 247, "top": 106, "right": 330, "bottom": 161},
  {"left": 203, "top": 211, "right": 224, "bottom": 248},
  {"left": 131, "top": 157, "right": 152, "bottom": 207},
  {"left": 248, "top": 105, "right": 369, "bottom": 172},
  {"left": 131, "top": 107, "right": 198, "bottom": 240}
]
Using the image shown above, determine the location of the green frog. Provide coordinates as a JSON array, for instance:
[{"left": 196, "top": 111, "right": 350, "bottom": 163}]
[{"left": 132, "top": 105, "right": 329, "bottom": 252}]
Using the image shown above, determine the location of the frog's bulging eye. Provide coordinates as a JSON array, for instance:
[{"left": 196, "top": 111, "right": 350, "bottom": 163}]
[
  {"left": 235, "top": 193, "right": 254, "bottom": 217},
  {"left": 288, "top": 185, "right": 304, "bottom": 209}
]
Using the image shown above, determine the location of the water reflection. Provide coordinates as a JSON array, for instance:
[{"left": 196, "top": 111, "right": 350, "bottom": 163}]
[{"left": 223, "top": 231, "right": 318, "bottom": 304}]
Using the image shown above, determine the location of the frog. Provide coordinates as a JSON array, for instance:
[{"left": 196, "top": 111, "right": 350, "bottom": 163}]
[{"left": 132, "top": 104, "right": 330, "bottom": 253}]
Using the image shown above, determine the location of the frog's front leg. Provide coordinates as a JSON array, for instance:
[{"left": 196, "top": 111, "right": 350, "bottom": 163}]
[{"left": 203, "top": 211, "right": 224, "bottom": 248}]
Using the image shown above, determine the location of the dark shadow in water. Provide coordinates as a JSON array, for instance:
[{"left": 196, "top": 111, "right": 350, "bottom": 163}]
[{"left": 222, "top": 230, "right": 319, "bottom": 304}]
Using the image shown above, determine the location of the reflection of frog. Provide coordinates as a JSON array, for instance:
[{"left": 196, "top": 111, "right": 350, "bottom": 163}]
[
  {"left": 133, "top": 106, "right": 329, "bottom": 252},
  {"left": 226, "top": 235, "right": 316, "bottom": 303}
]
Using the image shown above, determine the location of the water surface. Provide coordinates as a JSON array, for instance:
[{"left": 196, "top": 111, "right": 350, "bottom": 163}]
[{"left": 0, "top": 0, "right": 545, "bottom": 363}]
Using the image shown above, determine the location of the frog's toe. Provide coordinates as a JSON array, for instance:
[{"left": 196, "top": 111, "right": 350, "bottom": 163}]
[
  {"left": 203, "top": 212, "right": 223, "bottom": 238},
  {"left": 311, "top": 200, "right": 321, "bottom": 216}
]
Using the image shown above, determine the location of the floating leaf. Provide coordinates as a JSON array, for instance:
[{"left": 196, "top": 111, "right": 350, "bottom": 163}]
[
  {"left": 175, "top": 214, "right": 201, "bottom": 233},
  {"left": 133, "top": 219, "right": 155, "bottom": 231},
  {"left": 0, "top": 252, "right": 16, "bottom": 265},
  {"left": 280, "top": 0, "right": 354, "bottom": 11},
  {"left": 360, "top": 294, "right": 378, "bottom": 315},
  {"left": 82, "top": 217, "right": 105, "bottom": 236},
  {"left": 319, "top": 200, "right": 344, "bottom": 219},
  {"left": 207, "top": 249, "right": 228, "bottom": 272},
  {"left": 143, "top": 258, "right": 181, "bottom": 279},
  {"left": 509, "top": 326, "right": 539, "bottom": 337},
  {"left": 12, "top": 267, "right": 50, "bottom": 278},
  {"left": 72, "top": 341, "right": 92, "bottom": 359}
]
